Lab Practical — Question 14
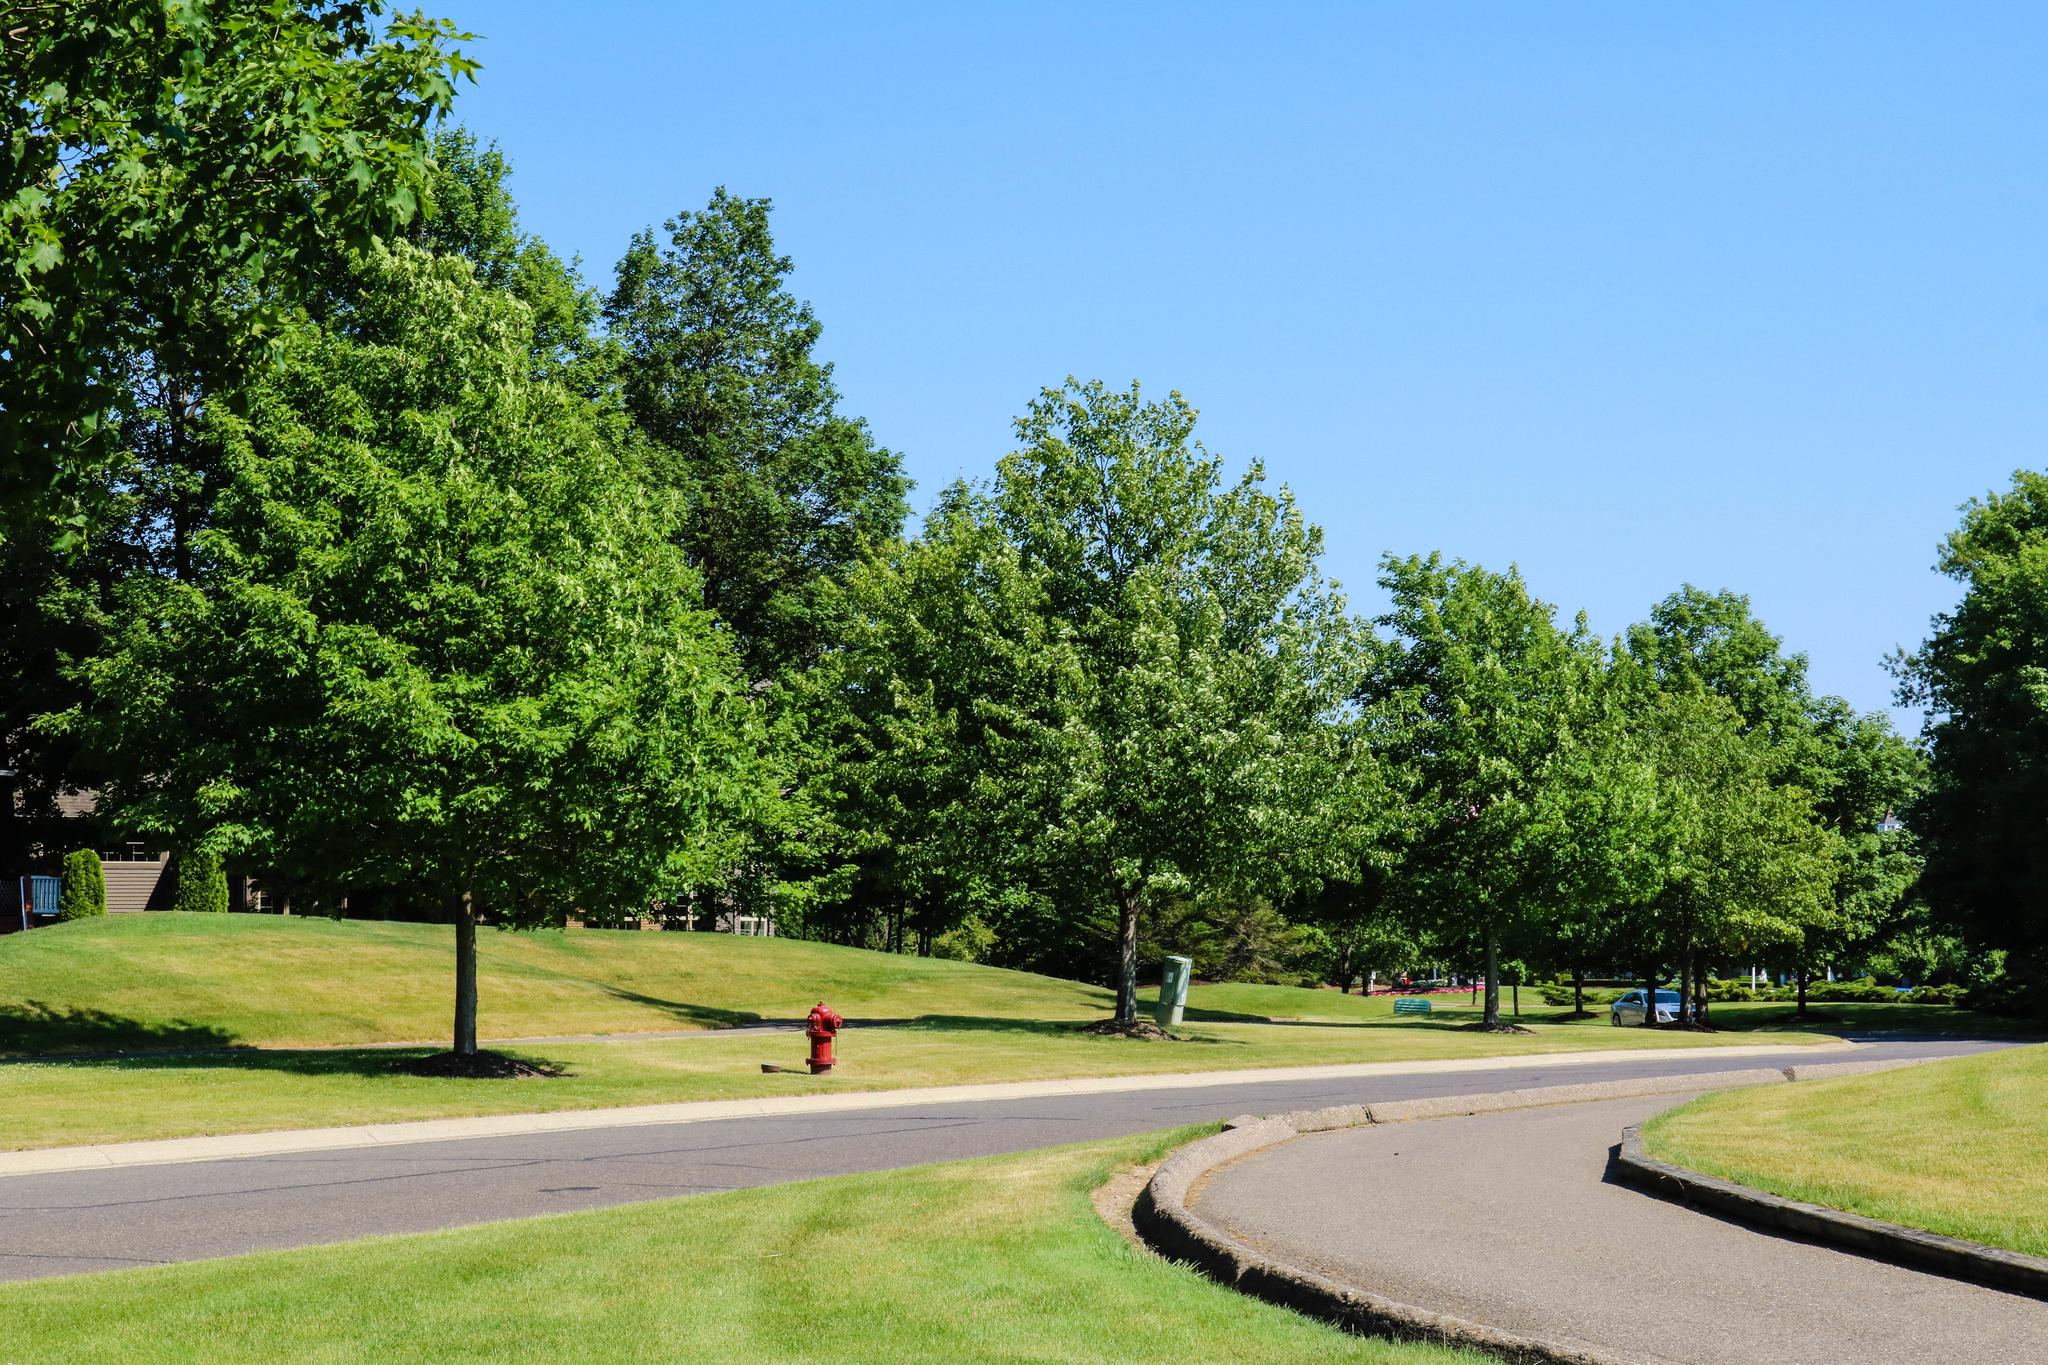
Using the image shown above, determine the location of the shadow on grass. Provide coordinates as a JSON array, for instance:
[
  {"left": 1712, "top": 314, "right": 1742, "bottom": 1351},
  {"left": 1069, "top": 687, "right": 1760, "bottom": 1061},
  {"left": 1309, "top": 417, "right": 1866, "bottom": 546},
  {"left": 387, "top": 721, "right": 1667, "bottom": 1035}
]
[
  {"left": 893, "top": 1014, "right": 1233, "bottom": 1045},
  {"left": 1176, "top": 1001, "right": 1587, "bottom": 1030},
  {"left": 0, "top": 1002, "right": 237, "bottom": 1058},
  {"left": 597, "top": 986, "right": 765, "bottom": 1030}
]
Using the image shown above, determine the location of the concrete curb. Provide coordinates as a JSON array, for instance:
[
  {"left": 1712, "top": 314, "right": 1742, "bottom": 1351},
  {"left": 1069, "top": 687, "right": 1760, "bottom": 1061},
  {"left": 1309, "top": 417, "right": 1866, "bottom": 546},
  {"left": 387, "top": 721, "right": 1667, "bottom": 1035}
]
[
  {"left": 1136, "top": 1115, "right": 1632, "bottom": 1363},
  {"left": 1132, "top": 1057, "right": 1945, "bottom": 1364},
  {"left": 0, "top": 1040, "right": 1847, "bottom": 1178},
  {"left": 1614, "top": 1126, "right": 2048, "bottom": 1301}
]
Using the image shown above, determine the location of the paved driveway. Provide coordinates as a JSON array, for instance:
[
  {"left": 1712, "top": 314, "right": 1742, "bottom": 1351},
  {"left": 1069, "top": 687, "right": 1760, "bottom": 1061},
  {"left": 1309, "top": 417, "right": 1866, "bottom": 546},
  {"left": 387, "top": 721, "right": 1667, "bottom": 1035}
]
[{"left": 1191, "top": 1090, "right": 2048, "bottom": 1364}]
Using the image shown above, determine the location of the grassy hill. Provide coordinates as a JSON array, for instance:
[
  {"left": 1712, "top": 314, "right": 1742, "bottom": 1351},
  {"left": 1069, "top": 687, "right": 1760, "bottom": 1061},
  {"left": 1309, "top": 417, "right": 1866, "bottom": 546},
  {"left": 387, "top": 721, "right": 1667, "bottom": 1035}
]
[
  {"left": 0, "top": 912, "right": 1411, "bottom": 1055},
  {"left": 0, "top": 914, "right": 1849, "bottom": 1151}
]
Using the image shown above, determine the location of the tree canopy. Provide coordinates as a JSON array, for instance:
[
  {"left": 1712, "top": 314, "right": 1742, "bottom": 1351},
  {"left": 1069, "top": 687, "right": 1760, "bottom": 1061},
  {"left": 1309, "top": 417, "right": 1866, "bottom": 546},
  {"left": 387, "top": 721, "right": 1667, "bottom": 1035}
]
[
  {"left": 51, "top": 242, "right": 765, "bottom": 1053},
  {"left": 2, "top": 0, "right": 478, "bottom": 523}
]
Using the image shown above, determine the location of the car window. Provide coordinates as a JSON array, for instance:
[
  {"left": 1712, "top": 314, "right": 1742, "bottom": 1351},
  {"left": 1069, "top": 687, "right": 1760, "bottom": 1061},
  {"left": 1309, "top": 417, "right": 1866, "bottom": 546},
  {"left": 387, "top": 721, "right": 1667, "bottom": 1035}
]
[
  {"left": 1619, "top": 992, "right": 1640, "bottom": 1004},
  {"left": 1654, "top": 990, "right": 1680, "bottom": 1004}
]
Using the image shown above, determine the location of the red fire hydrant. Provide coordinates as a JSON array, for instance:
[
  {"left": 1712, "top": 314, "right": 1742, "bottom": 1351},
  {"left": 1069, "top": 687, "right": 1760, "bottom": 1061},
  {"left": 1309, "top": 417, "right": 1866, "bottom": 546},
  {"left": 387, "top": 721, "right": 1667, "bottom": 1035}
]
[{"left": 806, "top": 1001, "right": 843, "bottom": 1074}]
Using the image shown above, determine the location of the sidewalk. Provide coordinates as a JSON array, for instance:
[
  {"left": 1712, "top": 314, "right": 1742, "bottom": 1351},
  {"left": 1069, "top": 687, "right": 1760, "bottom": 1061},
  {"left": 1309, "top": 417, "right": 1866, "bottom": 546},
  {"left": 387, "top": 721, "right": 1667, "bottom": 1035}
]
[{"left": 0, "top": 1041, "right": 1847, "bottom": 1178}]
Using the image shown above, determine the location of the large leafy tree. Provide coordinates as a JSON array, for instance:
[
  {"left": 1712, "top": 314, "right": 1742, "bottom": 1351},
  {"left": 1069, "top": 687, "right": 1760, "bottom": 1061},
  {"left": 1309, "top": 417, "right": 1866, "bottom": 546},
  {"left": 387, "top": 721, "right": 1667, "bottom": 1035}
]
[
  {"left": 819, "top": 485, "right": 1080, "bottom": 959},
  {"left": 51, "top": 244, "right": 764, "bottom": 1057},
  {"left": 1531, "top": 650, "right": 1669, "bottom": 1017},
  {"left": 848, "top": 380, "right": 1361, "bottom": 1022},
  {"left": 1896, "top": 470, "right": 2048, "bottom": 996},
  {"left": 1625, "top": 587, "right": 1909, "bottom": 1008},
  {"left": 1636, "top": 688, "right": 1837, "bottom": 1023},
  {"left": 1800, "top": 697, "right": 1925, "bottom": 1000},
  {"left": 0, "top": 128, "right": 585, "bottom": 891},
  {"left": 1623, "top": 586, "right": 1816, "bottom": 763},
  {"left": 2, "top": 0, "right": 478, "bottom": 520},
  {"left": 1364, "top": 555, "right": 1601, "bottom": 1029},
  {"left": 604, "top": 189, "right": 909, "bottom": 683}
]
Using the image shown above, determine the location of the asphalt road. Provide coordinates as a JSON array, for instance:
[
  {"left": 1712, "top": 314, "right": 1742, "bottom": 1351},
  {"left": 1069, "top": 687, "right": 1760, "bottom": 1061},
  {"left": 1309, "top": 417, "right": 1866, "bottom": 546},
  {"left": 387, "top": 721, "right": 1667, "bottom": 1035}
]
[
  {"left": 1193, "top": 1084, "right": 2048, "bottom": 1364},
  {"left": 0, "top": 1036, "right": 2008, "bottom": 1283}
]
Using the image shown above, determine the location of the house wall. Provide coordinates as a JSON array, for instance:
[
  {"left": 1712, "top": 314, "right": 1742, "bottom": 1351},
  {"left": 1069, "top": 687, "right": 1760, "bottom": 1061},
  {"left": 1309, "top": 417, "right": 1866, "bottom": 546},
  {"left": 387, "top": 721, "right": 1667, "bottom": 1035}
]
[{"left": 104, "top": 857, "right": 170, "bottom": 913}]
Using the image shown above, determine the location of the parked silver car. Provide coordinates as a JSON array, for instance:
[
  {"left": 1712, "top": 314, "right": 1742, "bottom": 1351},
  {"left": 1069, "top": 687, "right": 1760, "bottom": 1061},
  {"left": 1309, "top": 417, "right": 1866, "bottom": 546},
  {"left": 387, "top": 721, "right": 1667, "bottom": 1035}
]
[{"left": 1610, "top": 988, "right": 1680, "bottom": 1026}]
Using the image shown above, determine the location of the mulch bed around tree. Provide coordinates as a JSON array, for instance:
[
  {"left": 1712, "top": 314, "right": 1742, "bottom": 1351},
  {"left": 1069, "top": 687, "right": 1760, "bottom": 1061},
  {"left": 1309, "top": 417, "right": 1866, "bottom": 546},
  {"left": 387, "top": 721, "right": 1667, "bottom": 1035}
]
[
  {"left": 394, "top": 1050, "right": 567, "bottom": 1079},
  {"left": 1458, "top": 1021, "right": 1537, "bottom": 1035},
  {"left": 1080, "top": 1018, "right": 1179, "bottom": 1041}
]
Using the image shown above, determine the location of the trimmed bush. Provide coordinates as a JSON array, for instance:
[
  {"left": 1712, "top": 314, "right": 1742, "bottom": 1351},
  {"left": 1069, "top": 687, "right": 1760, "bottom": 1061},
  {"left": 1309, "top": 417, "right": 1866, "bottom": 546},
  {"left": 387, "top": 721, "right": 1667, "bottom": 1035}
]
[
  {"left": 1806, "top": 976, "right": 1894, "bottom": 1003},
  {"left": 1903, "top": 982, "right": 1968, "bottom": 1005},
  {"left": 1705, "top": 978, "right": 1757, "bottom": 1003},
  {"left": 1538, "top": 983, "right": 1624, "bottom": 1008},
  {"left": 169, "top": 850, "right": 229, "bottom": 914},
  {"left": 57, "top": 849, "right": 106, "bottom": 920}
]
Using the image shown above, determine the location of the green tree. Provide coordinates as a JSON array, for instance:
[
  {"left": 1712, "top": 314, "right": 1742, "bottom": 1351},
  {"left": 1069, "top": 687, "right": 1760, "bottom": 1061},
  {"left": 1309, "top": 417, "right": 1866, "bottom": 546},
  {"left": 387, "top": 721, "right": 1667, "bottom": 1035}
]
[
  {"left": 1636, "top": 689, "right": 1837, "bottom": 1024},
  {"left": 1797, "top": 698, "right": 1925, "bottom": 1009},
  {"left": 846, "top": 380, "right": 1361, "bottom": 1022},
  {"left": 1896, "top": 470, "right": 2048, "bottom": 999},
  {"left": 1531, "top": 651, "right": 1668, "bottom": 1017},
  {"left": 1364, "top": 555, "right": 1601, "bottom": 1029},
  {"left": 53, "top": 243, "right": 765, "bottom": 1057},
  {"left": 2, "top": 0, "right": 478, "bottom": 520},
  {"left": 169, "top": 849, "right": 229, "bottom": 915},
  {"left": 605, "top": 190, "right": 909, "bottom": 683},
  {"left": 1624, "top": 586, "right": 1815, "bottom": 762},
  {"left": 56, "top": 848, "right": 104, "bottom": 920}
]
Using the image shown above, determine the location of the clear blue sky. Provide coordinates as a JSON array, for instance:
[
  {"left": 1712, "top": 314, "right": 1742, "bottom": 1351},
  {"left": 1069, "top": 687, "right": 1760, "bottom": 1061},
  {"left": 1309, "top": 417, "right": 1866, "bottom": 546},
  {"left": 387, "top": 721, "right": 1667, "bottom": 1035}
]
[{"left": 453, "top": 2, "right": 2046, "bottom": 726}]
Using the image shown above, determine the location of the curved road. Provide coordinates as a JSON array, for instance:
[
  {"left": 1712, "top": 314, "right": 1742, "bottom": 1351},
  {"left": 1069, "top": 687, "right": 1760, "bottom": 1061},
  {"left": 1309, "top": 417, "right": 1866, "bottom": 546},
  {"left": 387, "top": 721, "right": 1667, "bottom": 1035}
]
[
  {"left": 0, "top": 1037, "right": 2004, "bottom": 1282},
  {"left": 1192, "top": 1086, "right": 2048, "bottom": 1363}
]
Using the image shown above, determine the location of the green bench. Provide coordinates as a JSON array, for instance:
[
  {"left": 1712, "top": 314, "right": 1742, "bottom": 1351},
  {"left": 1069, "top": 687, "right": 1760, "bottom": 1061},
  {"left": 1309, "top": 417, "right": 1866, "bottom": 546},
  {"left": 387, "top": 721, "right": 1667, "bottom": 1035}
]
[{"left": 1392, "top": 997, "right": 1432, "bottom": 1016}]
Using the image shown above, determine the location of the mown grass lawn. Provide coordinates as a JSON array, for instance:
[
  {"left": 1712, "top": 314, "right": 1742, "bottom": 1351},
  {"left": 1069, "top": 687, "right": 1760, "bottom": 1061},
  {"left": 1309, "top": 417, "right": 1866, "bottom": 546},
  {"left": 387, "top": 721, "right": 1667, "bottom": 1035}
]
[
  {"left": 1644, "top": 1043, "right": 2048, "bottom": 1258},
  {"left": 0, "top": 1129, "right": 1481, "bottom": 1365},
  {"left": 0, "top": 1011, "right": 1822, "bottom": 1150},
  {"left": 0, "top": 913, "right": 1119, "bottom": 1052}
]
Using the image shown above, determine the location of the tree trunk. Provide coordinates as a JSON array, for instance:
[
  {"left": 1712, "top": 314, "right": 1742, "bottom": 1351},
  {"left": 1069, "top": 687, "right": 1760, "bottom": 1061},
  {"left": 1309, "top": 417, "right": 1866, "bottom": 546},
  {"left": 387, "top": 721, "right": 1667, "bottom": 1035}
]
[
  {"left": 1114, "top": 890, "right": 1141, "bottom": 1024},
  {"left": 1796, "top": 966, "right": 1810, "bottom": 1019},
  {"left": 1483, "top": 932, "right": 1500, "bottom": 1027},
  {"left": 453, "top": 892, "right": 478, "bottom": 1056},
  {"left": 1642, "top": 962, "right": 1657, "bottom": 1028},
  {"left": 1572, "top": 967, "right": 1585, "bottom": 1017},
  {"left": 1335, "top": 940, "right": 1355, "bottom": 993},
  {"left": 1677, "top": 943, "right": 1694, "bottom": 1026}
]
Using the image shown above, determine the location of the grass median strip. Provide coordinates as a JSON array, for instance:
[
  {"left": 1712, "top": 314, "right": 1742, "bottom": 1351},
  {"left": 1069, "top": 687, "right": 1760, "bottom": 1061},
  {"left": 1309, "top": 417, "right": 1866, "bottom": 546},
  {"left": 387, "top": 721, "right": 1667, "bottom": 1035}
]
[
  {"left": 1642, "top": 1043, "right": 2048, "bottom": 1259},
  {"left": 0, "top": 1130, "right": 1481, "bottom": 1365},
  {"left": 0, "top": 1017, "right": 1828, "bottom": 1151}
]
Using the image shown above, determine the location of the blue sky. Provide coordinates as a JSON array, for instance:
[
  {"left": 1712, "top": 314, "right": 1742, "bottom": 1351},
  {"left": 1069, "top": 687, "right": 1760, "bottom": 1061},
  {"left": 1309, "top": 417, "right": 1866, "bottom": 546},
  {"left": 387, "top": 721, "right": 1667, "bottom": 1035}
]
[{"left": 453, "top": 2, "right": 2045, "bottom": 725}]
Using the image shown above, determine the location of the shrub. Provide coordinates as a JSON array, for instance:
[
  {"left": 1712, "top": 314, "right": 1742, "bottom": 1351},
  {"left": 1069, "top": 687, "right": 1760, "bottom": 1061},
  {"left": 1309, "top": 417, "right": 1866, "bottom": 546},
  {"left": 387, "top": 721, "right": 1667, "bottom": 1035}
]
[
  {"left": 1903, "top": 983, "right": 1968, "bottom": 1005},
  {"left": 1705, "top": 979, "right": 1756, "bottom": 1003},
  {"left": 1805, "top": 976, "right": 1894, "bottom": 1003},
  {"left": 169, "top": 850, "right": 229, "bottom": 914},
  {"left": 56, "top": 850, "right": 105, "bottom": 919},
  {"left": 1539, "top": 983, "right": 1623, "bottom": 1008}
]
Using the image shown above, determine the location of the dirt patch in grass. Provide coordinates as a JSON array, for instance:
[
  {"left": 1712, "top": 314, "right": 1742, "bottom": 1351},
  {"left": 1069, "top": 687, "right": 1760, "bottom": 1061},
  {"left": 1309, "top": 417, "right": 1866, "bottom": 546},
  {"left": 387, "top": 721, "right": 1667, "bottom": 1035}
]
[
  {"left": 1457, "top": 1021, "right": 1537, "bottom": 1035},
  {"left": 394, "top": 1050, "right": 567, "bottom": 1079}
]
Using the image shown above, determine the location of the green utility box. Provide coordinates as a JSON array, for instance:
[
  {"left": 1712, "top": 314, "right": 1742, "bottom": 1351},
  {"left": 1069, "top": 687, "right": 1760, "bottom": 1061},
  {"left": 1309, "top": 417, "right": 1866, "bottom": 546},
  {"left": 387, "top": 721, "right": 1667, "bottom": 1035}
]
[{"left": 1157, "top": 955, "right": 1192, "bottom": 1028}]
